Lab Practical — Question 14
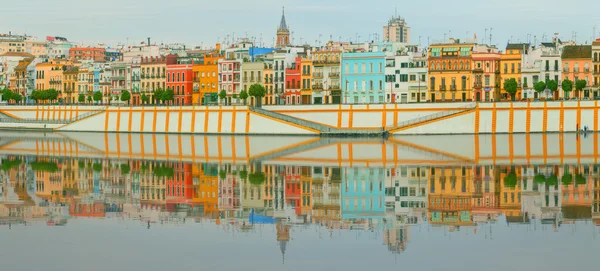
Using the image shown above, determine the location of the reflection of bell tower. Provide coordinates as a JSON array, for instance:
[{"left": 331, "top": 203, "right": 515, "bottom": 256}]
[
  {"left": 276, "top": 7, "right": 290, "bottom": 48},
  {"left": 276, "top": 222, "right": 290, "bottom": 263}
]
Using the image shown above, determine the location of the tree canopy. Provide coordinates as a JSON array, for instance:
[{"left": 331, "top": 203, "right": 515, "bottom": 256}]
[
  {"left": 503, "top": 78, "right": 518, "bottom": 101},
  {"left": 78, "top": 94, "right": 85, "bottom": 103},
  {"left": 93, "top": 91, "right": 102, "bottom": 103},
  {"left": 562, "top": 79, "right": 573, "bottom": 98},
  {"left": 547, "top": 80, "right": 558, "bottom": 93},
  {"left": 575, "top": 79, "right": 587, "bottom": 93},
  {"left": 120, "top": 90, "right": 131, "bottom": 103},
  {"left": 534, "top": 81, "right": 546, "bottom": 94}
]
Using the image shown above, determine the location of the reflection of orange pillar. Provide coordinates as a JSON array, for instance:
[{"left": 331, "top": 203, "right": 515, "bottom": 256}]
[
  {"left": 491, "top": 134, "right": 497, "bottom": 164},
  {"left": 337, "top": 143, "right": 342, "bottom": 166},
  {"left": 559, "top": 133, "right": 564, "bottom": 164},
  {"left": 348, "top": 143, "right": 353, "bottom": 167},
  {"left": 474, "top": 134, "right": 479, "bottom": 163},
  {"left": 576, "top": 132, "right": 581, "bottom": 164},
  {"left": 595, "top": 132, "right": 598, "bottom": 164},
  {"left": 508, "top": 134, "right": 514, "bottom": 163},
  {"left": 491, "top": 103, "right": 497, "bottom": 133},
  {"left": 542, "top": 133, "right": 547, "bottom": 164},
  {"left": 382, "top": 142, "right": 387, "bottom": 167},
  {"left": 525, "top": 133, "right": 531, "bottom": 164}
]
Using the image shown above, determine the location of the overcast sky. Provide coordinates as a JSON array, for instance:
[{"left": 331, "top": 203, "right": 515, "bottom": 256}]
[{"left": 3, "top": 0, "right": 599, "bottom": 48}]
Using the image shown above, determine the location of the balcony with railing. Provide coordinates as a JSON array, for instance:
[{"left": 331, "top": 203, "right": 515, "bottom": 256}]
[
  {"left": 312, "top": 84, "right": 324, "bottom": 90},
  {"left": 585, "top": 68, "right": 590, "bottom": 72},
  {"left": 574, "top": 68, "right": 580, "bottom": 73},
  {"left": 131, "top": 75, "right": 140, "bottom": 81},
  {"left": 313, "top": 72, "right": 324, "bottom": 78},
  {"left": 329, "top": 72, "right": 340, "bottom": 78},
  {"left": 474, "top": 82, "right": 483, "bottom": 89},
  {"left": 564, "top": 68, "right": 570, "bottom": 73},
  {"left": 112, "top": 74, "right": 126, "bottom": 80},
  {"left": 450, "top": 85, "right": 456, "bottom": 91},
  {"left": 439, "top": 85, "right": 446, "bottom": 91},
  {"left": 329, "top": 85, "right": 341, "bottom": 90}
]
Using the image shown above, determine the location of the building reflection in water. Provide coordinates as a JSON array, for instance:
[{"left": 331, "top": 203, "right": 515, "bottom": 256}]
[{"left": 2, "top": 135, "right": 600, "bottom": 257}]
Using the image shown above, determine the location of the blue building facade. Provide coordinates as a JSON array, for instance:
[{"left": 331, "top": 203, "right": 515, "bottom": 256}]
[
  {"left": 341, "top": 52, "right": 386, "bottom": 104},
  {"left": 341, "top": 167, "right": 385, "bottom": 220}
]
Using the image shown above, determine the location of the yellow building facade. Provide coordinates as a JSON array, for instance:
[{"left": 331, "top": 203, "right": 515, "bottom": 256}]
[
  {"left": 428, "top": 40, "right": 475, "bottom": 102},
  {"left": 499, "top": 44, "right": 527, "bottom": 100},
  {"left": 300, "top": 57, "right": 313, "bottom": 104}
]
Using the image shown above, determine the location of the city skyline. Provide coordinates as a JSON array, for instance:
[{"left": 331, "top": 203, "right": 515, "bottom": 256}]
[{"left": 4, "top": 0, "right": 600, "bottom": 48}]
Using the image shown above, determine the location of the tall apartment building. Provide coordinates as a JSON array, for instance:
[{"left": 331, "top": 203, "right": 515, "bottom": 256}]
[{"left": 383, "top": 16, "right": 410, "bottom": 44}]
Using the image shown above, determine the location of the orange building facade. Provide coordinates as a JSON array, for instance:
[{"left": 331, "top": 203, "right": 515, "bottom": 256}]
[
  {"left": 561, "top": 45, "right": 592, "bottom": 98},
  {"left": 69, "top": 47, "right": 106, "bottom": 62}
]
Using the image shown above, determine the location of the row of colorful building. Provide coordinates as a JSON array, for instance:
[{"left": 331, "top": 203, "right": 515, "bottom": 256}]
[
  {"left": 1, "top": 12, "right": 600, "bottom": 105},
  {"left": 2, "top": 157, "right": 599, "bottom": 228}
]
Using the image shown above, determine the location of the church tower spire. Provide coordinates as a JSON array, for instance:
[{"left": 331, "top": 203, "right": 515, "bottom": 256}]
[{"left": 276, "top": 7, "right": 290, "bottom": 48}]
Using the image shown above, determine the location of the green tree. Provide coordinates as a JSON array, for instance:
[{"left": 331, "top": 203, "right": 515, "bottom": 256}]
[
  {"left": 575, "top": 79, "right": 587, "bottom": 99},
  {"left": 248, "top": 172, "right": 266, "bottom": 185},
  {"left": 239, "top": 90, "right": 249, "bottom": 105},
  {"left": 503, "top": 172, "right": 518, "bottom": 188},
  {"left": 153, "top": 88, "right": 164, "bottom": 104},
  {"left": 503, "top": 78, "right": 518, "bottom": 101},
  {"left": 218, "top": 90, "right": 227, "bottom": 105},
  {"left": 561, "top": 78, "right": 573, "bottom": 99},
  {"left": 575, "top": 174, "right": 586, "bottom": 185},
  {"left": 239, "top": 170, "right": 248, "bottom": 180},
  {"left": 534, "top": 174, "right": 546, "bottom": 184},
  {"left": 561, "top": 173, "right": 573, "bottom": 186},
  {"left": 248, "top": 84, "right": 266, "bottom": 107},
  {"left": 92, "top": 163, "right": 103, "bottom": 172},
  {"left": 219, "top": 170, "right": 227, "bottom": 180},
  {"left": 120, "top": 164, "right": 131, "bottom": 175},
  {"left": 47, "top": 89, "right": 59, "bottom": 103},
  {"left": 547, "top": 80, "right": 558, "bottom": 98},
  {"left": 87, "top": 95, "right": 93, "bottom": 104},
  {"left": 78, "top": 93, "right": 85, "bottom": 103},
  {"left": 162, "top": 88, "right": 174, "bottom": 104},
  {"left": 93, "top": 91, "right": 103, "bottom": 104},
  {"left": 546, "top": 175, "right": 558, "bottom": 186},
  {"left": 534, "top": 81, "right": 546, "bottom": 99},
  {"left": 120, "top": 90, "right": 131, "bottom": 104},
  {"left": 141, "top": 93, "right": 148, "bottom": 104}
]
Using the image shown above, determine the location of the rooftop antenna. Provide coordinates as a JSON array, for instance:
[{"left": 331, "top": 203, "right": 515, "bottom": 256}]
[
  {"left": 484, "top": 28, "right": 488, "bottom": 44},
  {"left": 489, "top": 27, "right": 493, "bottom": 45}
]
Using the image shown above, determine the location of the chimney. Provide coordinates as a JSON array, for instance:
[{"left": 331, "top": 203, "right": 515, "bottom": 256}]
[{"left": 147, "top": 37, "right": 151, "bottom": 46}]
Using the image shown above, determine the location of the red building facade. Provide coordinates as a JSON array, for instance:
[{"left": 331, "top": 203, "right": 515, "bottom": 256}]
[
  {"left": 285, "top": 57, "right": 302, "bottom": 104},
  {"left": 166, "top": 62, "right": 194, "bottom": 105}
]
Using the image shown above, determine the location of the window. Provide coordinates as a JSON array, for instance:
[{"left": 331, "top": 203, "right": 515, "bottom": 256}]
[
  {"left": 485, "top": 75, "right": 490, "bottom": 86},
  {"left": 400, "top": 63, "right": 409, "bottom": 68},
  {"left": 369, "top": 80, "right": 373, "bottom": 91},
  {"left": 369, "top": 63, "right": 373, "bottom": 73},
  {"left": 182, "top": 73, "right": 185, "bottom": 81},
  {"left": 461, "top": 77, "right": 466, "bottom": 90},
  {"left": 399, "top": 74, "right": 408, "bottom": 82},
  {"left": 511, "top": 63, "right": 515, "bottom": 73},
  {"left": 410, "top": 74, "right": 416, "bottom": 81},
  {"left": 378, "top": 63, "right": 382, "bottom": 73}
]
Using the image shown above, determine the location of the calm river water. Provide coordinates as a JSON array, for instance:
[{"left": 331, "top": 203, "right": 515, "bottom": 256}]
[{"left": 0, "top": 132, "right": 598, "bottom": 271}]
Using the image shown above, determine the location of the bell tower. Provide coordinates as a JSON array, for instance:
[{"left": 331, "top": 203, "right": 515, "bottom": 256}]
[{"left": 276, "top": 7, "right": 290, "bottom": 48}]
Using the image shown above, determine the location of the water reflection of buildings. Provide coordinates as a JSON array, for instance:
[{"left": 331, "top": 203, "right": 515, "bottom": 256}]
[{"left": 2, "top": 148, "right": 600, "bottom": 255}]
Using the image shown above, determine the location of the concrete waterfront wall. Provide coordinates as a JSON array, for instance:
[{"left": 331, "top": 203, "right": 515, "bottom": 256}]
[
  {"left": 1, "top": 101, "right": 600, "bottom": 135},
  {"left": 266, "top": 103, "right": 473, "bottom": 128},
  {"left": 395, "top": 100, "right": 600, "bottom": 135},
  {"left": 0, "top": 105, "right": 105, "bottom": 121},
  {"left": 54, "top": 106, "right": 319, "bottom": 135}
]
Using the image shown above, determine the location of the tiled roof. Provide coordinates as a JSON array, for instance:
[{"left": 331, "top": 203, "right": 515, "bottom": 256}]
[
  {"left": 506, "top": 43, "right": 529, "bottom": 50},
  {"left": 0, "top": 52, "right": 34, "bottom": 57},
  {"left": 561, "top": 45, "right": 592, "bottom": 59}
]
